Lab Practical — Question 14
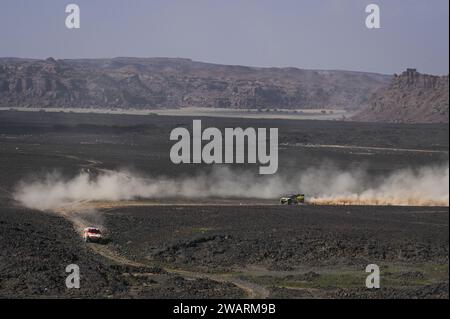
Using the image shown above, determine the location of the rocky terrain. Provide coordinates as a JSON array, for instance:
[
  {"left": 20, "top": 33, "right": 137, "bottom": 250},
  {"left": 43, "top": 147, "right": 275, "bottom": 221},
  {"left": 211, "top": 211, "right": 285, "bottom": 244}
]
[
  {"left": 0, "top": 110, "right": 448, "bottom": 298},
  {"left": 0, "top": 57, "right": 390, "bottom": 110},
  {"left": 0, "top": 202, "right": 244, "bottom": 298},
  {"left": 354, "top": 69, "right": 449, "bottom": 123}
]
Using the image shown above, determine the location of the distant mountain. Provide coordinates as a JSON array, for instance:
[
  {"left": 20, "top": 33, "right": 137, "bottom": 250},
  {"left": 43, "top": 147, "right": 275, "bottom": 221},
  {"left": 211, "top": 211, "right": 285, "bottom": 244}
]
[
  {"left": 353, "top": 69, "right": 449, "bottom": 123},
  {"left": 0, "top": 57, "right": 390, "bottom": 110}
]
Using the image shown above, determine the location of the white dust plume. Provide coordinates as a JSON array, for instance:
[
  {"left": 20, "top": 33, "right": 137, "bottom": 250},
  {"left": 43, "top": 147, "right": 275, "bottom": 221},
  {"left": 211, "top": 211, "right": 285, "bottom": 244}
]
[{"left": 13, "top": 163, "right": 449, "bottom": 209}]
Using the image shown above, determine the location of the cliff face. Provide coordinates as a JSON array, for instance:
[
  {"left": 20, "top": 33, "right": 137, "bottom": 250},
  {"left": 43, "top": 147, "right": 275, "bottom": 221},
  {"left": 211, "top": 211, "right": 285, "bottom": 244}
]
[
  {"left": 0, "top": 57, "right": 389, "bottom": 110},
  {"left": 354, "top": 69, "right": 449, "bottom": 123}
]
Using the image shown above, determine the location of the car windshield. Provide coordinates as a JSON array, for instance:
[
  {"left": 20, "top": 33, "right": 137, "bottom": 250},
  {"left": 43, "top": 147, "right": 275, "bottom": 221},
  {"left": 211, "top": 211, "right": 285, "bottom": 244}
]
[{"left": 88, "top": 229, "right": 101, "bottom": 234}]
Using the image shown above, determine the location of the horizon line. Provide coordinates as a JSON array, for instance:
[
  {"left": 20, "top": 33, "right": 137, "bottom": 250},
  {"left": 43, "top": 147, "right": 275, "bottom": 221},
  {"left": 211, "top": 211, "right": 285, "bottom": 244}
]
[{"left": 0, "top": 55, "right": 436, "bottom": 77}]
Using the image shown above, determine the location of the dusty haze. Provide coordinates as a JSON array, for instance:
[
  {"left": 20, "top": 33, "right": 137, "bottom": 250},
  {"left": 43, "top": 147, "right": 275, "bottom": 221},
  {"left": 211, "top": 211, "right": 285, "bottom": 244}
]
[{"left": 13, "top": 163, "right": 449, "bottom": 210}]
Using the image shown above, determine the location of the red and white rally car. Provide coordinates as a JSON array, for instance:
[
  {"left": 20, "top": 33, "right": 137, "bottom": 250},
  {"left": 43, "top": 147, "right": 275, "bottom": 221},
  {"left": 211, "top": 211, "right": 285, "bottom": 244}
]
[{"left": 83, "top": 227, "right": 103, "bottom": 243}]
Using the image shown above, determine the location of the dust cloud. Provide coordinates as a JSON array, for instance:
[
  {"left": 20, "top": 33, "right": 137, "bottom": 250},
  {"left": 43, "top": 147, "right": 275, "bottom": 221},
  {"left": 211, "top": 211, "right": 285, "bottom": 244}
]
[{"left": 13, "top": 163, "right": 449, "bottom": 209}]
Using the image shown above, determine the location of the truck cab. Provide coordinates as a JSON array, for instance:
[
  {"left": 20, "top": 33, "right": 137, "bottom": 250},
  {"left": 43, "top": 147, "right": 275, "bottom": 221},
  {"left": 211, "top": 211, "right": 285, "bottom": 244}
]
[
  {"left": 280, "top": 194, "right": 305, "bottom": 205},
  {"left": 83, "top": 227, "right": 103, "bottom": 243}
]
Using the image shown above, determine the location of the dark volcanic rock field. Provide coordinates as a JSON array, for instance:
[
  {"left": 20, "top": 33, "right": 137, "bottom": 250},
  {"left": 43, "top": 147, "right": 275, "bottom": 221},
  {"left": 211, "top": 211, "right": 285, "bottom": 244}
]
[
  {"left": 0, "top": 202, "right": 244, "bottom": 298},
  {"left": 105, "top": 205, "right": 449, "bottom": 272},
  {"left": 0, "top": 110, "right": 448, "bottom": 298}
]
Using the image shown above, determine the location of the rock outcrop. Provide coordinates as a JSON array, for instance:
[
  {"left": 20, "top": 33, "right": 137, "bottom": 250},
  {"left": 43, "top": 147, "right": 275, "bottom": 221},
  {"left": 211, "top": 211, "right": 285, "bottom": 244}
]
[
  {"left": 353, "top": 69, "right": 449, "bottom": 123},
  {"left": 0, "top": 57, "right": 390, "bottom": 110}
]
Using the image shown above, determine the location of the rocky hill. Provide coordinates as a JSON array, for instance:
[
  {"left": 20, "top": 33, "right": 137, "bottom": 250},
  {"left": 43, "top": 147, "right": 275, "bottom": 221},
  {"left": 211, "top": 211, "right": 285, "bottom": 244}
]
[
  {"left": 0, "top": 57, "right": 390, "bottom": 110},
  {"left": 353, "top": 69, "right": 449, "bottom": 123}
]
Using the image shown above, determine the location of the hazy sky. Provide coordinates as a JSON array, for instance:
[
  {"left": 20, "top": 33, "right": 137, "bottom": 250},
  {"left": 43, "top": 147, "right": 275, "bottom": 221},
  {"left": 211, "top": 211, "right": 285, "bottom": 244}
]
[{"left": 0, "top": 0, "right": 448, "bottom": 75}]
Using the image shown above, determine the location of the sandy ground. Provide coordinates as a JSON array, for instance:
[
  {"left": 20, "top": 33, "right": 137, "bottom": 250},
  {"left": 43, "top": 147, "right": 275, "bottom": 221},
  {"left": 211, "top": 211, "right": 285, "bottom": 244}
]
[{"left": 0, "top": 106, "right": 352, "bottom": 120}]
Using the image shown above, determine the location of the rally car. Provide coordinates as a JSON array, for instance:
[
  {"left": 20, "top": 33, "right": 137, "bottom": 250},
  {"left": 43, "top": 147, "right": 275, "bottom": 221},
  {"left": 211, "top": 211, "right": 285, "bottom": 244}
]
[
  {"left": 280, "top": 194, "right": 305, "bottom": 205},
  {"left": 83, "top": 227, "right": 103, "bottom": 243}
]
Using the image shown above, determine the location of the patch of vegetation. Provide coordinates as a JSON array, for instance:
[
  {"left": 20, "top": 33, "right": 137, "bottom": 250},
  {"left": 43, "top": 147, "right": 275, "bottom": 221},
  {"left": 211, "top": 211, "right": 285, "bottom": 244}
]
[{"left": 237, "top": 263, "right": 449, "bottom": 290}]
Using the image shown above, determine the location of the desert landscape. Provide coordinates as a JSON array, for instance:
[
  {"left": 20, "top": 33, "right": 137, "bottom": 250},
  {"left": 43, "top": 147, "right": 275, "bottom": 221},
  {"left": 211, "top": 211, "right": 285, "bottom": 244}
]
[
  {"left": 0, "top": 110, "right": 448, "bottom": 298},
  {"left": 0, "top": 1, "right": 448, "bottom": 302}
]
